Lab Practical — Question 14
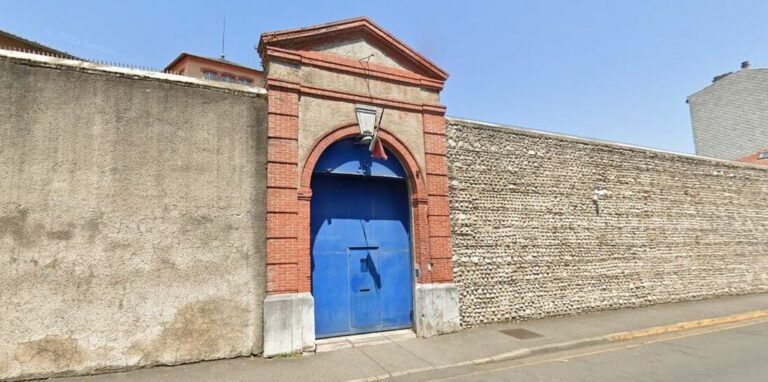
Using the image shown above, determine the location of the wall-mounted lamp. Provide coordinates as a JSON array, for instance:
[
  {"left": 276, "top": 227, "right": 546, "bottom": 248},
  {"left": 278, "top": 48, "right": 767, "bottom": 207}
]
[{"left": 355, "top": 105, "right": 377, "bottom": 144}]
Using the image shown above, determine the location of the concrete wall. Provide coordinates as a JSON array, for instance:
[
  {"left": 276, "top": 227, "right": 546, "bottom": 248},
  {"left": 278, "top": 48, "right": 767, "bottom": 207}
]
[
  {"left": 0, "top": 54, "right": 268, "bottom": 380},
  {"left": 447, "top": 118, "right": 768, "bottom": 328},
  {"left": 689, "top": 69, "right": 768, "bottom": 160}
]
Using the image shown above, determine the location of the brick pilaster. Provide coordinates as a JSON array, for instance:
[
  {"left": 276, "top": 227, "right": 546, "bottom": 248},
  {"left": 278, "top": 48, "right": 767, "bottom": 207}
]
[
  {"left": 266, "top": 87, "right": 301, "bottom": 293},
  {"left": 423, "top": 112, "right": 454, "bottom": 282},
  {"left": 412, "top": 196, "right": 432, "bottom": 284},
  {"left": 296, "top": 188, "right": 312, "bottom": 292}
]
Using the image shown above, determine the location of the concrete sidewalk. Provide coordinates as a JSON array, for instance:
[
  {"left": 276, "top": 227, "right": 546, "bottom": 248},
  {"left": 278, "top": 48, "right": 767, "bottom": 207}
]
[{"left": 56, "top": 293, "right": 768, "bottom": 382}]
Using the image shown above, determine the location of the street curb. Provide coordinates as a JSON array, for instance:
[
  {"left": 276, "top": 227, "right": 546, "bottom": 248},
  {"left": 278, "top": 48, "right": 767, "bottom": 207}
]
[
  {"left": 605, "top": 309, "right": 768, "bottom": 341},
  {"left": 344, "top": 309, "right": 768, "bottom": 382},
  {"left": 483, "top": 309, "right": 768, "bottom": 367}
]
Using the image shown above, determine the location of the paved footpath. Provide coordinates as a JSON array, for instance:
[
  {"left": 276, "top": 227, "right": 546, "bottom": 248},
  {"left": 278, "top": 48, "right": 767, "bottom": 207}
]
[
  {"left": 57, "top": 293, "right": 768, "bottom": 382},
  {"left": 401, "top": 316, "right": 768, "bottom": 381}
]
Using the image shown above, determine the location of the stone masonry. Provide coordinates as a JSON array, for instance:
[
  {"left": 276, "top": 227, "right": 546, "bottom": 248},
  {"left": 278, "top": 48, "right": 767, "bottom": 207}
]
[{"left": 447, "top": 118, "right": 768, "bottom": 327}]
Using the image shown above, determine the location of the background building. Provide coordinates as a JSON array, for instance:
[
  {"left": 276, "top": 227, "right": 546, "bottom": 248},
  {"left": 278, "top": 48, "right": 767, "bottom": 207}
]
[
  {"left": 737, "top": 147, "right": 768, "bottom": 166},
  {"left": 688, "top": 61, "right": 768, "bottom": 162},
  {"left": 0, "top": 29, "right": 78, "bottom": 59},
  {"left": 165, "top": 52, "right": 264, "bottom": 86}
]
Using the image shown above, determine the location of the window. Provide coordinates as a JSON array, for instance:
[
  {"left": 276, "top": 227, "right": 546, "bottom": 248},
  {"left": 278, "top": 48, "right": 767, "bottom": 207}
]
[
  {"left": 220, "top": 73, "right": 236, "bottom": 83},
  {"left": 203, "top": 70, "right": 218, "bottom": 80},
  {"left": 758, "top": 152, "right": 768, "bottom": 160},
  {"left": 201, "top": 69, "right": 249, "bottom": 85}
]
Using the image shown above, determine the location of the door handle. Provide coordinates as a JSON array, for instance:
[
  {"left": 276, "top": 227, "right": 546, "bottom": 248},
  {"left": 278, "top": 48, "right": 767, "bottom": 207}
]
[{"left": 360, "top": 288, "right": 371, "bottom": 292}]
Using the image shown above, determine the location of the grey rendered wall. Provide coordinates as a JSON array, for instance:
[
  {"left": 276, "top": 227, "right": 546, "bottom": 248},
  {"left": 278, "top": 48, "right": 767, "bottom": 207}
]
[
  {"left": 0, "top": 56, "right": 267, "bottom": 380},
  {"left": 689, "top": 69, "right": 768, "bottom": 160},
  {"left": 447, "top": 118, "right": 768, "bottom": 328}
]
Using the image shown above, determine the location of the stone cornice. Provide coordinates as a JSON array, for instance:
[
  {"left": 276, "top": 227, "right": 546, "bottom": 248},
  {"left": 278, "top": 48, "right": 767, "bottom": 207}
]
[
  {"left": 265, "top": 78, "right": 446, "bottom": 115},
  {"left": 264, "top": 46, "right": 444, "bottom": 91}
]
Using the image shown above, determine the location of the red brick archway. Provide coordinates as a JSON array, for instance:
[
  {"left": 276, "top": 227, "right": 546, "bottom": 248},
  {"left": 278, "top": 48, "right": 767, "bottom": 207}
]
[{"left": 294, "top": 124, "right": 433, "bottom": 292}]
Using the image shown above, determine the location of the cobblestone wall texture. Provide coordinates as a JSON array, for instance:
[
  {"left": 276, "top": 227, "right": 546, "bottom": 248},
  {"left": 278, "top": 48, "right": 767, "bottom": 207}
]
[{"left": 446, "top": 118, "right": 768, "bottom": 327}]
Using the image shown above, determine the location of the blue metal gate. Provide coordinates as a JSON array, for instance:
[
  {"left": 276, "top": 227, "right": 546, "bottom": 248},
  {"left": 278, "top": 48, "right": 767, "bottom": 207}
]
[{"left": 311, "top": 139, "right": 413, "bottom": 338}]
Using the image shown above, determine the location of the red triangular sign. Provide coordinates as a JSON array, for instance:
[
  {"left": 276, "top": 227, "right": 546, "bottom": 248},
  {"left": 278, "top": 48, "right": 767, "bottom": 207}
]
[{"left": 371, "top": 138, "right": 388, "bottom": 160}]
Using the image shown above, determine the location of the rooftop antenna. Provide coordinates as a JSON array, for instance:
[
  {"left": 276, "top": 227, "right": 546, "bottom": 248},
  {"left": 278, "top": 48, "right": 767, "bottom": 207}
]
[{"left": 220, "top": 17, "right": 226, "bottom": 60}]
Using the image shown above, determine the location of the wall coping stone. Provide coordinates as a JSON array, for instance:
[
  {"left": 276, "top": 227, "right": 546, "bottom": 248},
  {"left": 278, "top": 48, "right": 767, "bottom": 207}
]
[{"left": 447, "top": 116, "right": 768, "bottom": 172}]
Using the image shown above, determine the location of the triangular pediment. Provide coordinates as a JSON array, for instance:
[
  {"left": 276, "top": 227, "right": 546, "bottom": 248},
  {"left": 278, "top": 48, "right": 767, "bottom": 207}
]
[
  {"left": 307, "top": 34, "right": 418, "bottom": 73},
  {"left": 259, "top": 17, "right": 448, "bottom": 81}
]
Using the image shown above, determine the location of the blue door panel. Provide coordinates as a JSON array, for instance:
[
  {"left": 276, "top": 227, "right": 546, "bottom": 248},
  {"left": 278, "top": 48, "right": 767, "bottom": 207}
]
[
  {"left": 311, "top": 177, "right": 372, "bottom": 250},
  {"left": 311, "top": 140, "right": 413, "bottom": 338},
  {"left": 379, "top": 250, "right": 413, "bottom": 327},
  {"left": 313, "top": 250, "right": 350, "bottom": 336},
  {"left": 369, "top": 217, "right": 410, "bottom": 250},
  {"left": 349, "top": 248, "right": 381, "bottom": 329}
]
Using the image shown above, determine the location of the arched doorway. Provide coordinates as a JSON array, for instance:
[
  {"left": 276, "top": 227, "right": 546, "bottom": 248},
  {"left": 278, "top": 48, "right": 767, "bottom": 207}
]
[{"left": 310, "top": 138, "right": 414, "bottom": 338}]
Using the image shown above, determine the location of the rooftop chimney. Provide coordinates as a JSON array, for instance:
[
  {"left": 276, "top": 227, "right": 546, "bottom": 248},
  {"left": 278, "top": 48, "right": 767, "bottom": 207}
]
[
  {"left": 712, "top": 72, "right": 732, "bottom": 82},
  {"left": 741, "top": 60, "right": 751, "bottom": 70}
]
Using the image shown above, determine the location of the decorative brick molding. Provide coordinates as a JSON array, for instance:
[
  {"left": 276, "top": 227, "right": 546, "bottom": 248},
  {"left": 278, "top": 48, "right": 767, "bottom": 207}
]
[
  {"left": 265, "top": 115, "right": 455, "bottom": 292},
  {"left": 296, "top": 124, "right": 447, "bottom": 287},
  {"left": 298, "top": 125, "right": 426, "bottom": 196},
  {"left": 263, "top": 76, "right": 451, "bottom": 295}
]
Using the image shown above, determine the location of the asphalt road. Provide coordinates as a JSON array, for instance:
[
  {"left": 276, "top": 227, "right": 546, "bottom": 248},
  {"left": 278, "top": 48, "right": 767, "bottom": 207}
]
[{"left": 401, "top": 320, "right": 768, "bottom": 382}]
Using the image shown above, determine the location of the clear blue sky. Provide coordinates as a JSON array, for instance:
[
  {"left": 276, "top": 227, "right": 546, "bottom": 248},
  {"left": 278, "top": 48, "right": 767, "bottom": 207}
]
[{"left": 3, "top": 0, "right": 767, "bottom": 153}]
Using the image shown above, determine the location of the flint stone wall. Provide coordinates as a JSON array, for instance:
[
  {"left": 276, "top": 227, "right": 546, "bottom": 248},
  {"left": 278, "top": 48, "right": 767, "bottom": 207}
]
[
  {"left": 446, "top": 118, "right": 768, "bottom": 327},
  {"left": 0, "top": 54, "right": 267, "bottom": 380}
]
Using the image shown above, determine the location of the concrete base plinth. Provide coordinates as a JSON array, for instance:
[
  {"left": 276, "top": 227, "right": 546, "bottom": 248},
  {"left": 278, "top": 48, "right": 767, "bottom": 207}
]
[
  {"left": 414, "top": 283, "right": 461, "bottom": 337},
  {"left": 262, "top": 292, "right": 315, "bottom": 357}
]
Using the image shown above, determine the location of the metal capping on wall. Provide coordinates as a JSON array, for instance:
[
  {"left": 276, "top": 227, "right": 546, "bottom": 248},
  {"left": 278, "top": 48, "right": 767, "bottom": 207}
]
[
  {"left": 0, "top": 44, "right": 180, "bottom": 74},
  {"left": 0, "top": 46, "right": 267, "bottom": 95}
]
